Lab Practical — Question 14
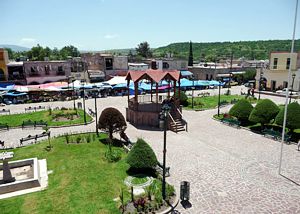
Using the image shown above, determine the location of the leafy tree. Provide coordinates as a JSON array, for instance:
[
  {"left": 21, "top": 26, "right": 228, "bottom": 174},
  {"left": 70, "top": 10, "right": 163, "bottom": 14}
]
[
  {"left": 249, "top": 99, "right": 279, "bottom": 129},
  {"left": 27, "top": 44, "right": 45, "bottom": 61},
  {"left": 4, "top": 48, "right": 14, "bottom": 60},
  {"left": 136, "top": 42, "right": 152, "bottom": 58},
  {"left": 98, "top": 107, "right": 127, "bottom": 140},
  {"left": 275, "top": 102, "right": 300, "bottom": 132},
  {"left": 126, "top": 138, "right": 158, "bottom": 169},
  {"left": 174, "top": 90, "right": 188, "bottom": 106},
  {"left": 188, "top": 41, "right": 193, "bottom": 66},
  {"left": 60, "top": 45, "right": 80, "bottom": 59},
  {"left": 229, "top": 99, "right": 253, "bottom": 124}
]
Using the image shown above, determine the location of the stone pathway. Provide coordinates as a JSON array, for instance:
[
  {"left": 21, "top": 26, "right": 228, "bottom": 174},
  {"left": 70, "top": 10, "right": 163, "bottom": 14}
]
[{"left": 0, "top": 87, "right": 300, "bottom": 213}]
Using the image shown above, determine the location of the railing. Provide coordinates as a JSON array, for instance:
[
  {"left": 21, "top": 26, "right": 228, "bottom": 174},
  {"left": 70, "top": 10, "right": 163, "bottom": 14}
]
[
  {"left": 176, "top": 108, "right": 188, "bottom": 132},
  {"left": 137, "top": 94, "right": 169, "bottom": 103},
  {"left": 168, "top": 112, "right": 177, "bottom": 133}
]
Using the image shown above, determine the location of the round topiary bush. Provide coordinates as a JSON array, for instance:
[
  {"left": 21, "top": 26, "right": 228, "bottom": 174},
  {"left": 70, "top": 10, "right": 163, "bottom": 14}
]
[
  {"left": 229, "top": 99, "right": 253, "bottom": 124},
  {"left": 275, "top": 102, "right": 300, "bottom": 132},
  {"left": 126, "top": 138, "right": 158, "bottom": 170},
  {"left": 174, "top": 90, "right": 188, "bottom": 106},
  {"left": 249, "top": 99, "right": 279, "bottom": 129},
  {"left": 98, "top": 107, "right": 127, "bottom": 140}
]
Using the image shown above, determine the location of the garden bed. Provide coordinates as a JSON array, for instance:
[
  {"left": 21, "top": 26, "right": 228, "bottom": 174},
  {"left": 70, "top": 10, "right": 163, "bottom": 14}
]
[{"left": 0, "top": 108, "right": 92, "bottom": 127}]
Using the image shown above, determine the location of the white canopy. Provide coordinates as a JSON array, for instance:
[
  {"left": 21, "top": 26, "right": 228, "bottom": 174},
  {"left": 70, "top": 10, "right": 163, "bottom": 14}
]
[{"left": 104, "top": 76, "right": 126, "bottom": 86}]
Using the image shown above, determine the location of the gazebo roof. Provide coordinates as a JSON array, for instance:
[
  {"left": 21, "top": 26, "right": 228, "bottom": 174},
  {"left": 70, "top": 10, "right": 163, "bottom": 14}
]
[{"left": 125, "top": 69, "right": 181, "bottom": 83}]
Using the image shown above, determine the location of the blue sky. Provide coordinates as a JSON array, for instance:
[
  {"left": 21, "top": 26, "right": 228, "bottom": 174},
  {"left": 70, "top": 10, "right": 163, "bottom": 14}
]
[{"left": 0, "top": 0, "right": 298, "bottom": 50}]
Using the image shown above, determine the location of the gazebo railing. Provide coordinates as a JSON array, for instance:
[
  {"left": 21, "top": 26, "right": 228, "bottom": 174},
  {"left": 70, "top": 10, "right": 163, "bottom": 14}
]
[{"left": 137, "top": 94, "right": 169, "bottom": 103}]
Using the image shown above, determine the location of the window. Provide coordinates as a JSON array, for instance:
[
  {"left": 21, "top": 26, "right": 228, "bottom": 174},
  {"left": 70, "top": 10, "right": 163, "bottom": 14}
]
[
  {"left": 163, "top": 62, "right": 169, "bottom": 69},
  {"left": 286, "top": 58, "right": 290, "bottom": 70},
  {"left": 105, "top": 58, "right": 113, "bottom": 70},
  {"left": 273, "top": 58, "right": 278, "bottom": 69},
  {"left": 45, "top": 65, "right": 50, "bottom": 75},
  {"left": 58, "top": 66, "right": 63, "bottom": 72}
]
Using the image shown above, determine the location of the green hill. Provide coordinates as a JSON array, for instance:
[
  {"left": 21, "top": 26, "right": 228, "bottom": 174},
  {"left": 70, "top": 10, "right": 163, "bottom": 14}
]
[{"left": 153, "top": 39, "right": 300, "bottom": 61}]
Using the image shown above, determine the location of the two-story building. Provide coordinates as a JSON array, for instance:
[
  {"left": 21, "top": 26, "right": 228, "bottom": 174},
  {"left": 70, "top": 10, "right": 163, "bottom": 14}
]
[
  {"left": 24, "top": 61, "right": 71, "bottom": 85},
  {"left": 256, "top": 52, "right": 300, "bottom": 91}
]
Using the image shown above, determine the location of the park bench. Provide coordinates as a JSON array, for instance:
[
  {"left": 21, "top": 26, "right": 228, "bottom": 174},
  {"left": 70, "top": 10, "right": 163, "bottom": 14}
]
[
  {"left": 25, "top": 106, "right": 46, "bottom": 112},
  {"left": 198, "top": 92, "right": 210, "bottom": 97},
  {"left": 0, "top": 123, "right": 9, "bottom": 131},
  {"left": 0, "top": 109, "right": 10, "bottom": 115},
  {"left": 262, "top": 129, "right": 291, "bottom": 143},
  {"left": 22, "top": 120, "right": 48, "bottom": 129},
  {"left": 155, "top": 162, "right": 170, "bottom": 177},
  {"left": 221, "top": 118, "right": 241, "bottom": 128},
  {"left": 20, "top": 131, "right": 50, "bottom": 146}
]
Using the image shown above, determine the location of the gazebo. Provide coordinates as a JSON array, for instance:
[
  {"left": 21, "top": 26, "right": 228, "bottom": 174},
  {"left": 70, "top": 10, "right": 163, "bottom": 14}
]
[{"left": 125, "top": 69, "right": 186, "bottom": 132}]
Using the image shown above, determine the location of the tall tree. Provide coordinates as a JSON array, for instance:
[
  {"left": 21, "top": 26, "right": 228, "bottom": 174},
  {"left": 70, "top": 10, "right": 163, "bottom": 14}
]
[
  {"left": 136, "top": 42, "right": 152, "bottom": 58},
  {"left": 188, "top": 41, "right": 193, "bottom": 66}
]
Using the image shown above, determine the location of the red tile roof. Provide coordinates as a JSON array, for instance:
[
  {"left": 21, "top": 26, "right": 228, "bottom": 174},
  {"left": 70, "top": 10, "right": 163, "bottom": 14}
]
[{"left": 125, "top": 69, "right": 181, "bottom": 83}]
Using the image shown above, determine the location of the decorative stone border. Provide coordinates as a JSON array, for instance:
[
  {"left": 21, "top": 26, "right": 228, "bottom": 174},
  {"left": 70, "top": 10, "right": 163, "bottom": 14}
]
[{"left": 124, "top": 174, "right": 154, "bottom": 188}]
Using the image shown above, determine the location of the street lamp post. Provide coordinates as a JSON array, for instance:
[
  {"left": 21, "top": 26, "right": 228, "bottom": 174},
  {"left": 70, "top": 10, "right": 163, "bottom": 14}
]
[
  {"left": 72, "top": 80, "right": 76, "bottom": 110},
  {"left": 93, "top": 87, "right": 99, "bottom": 136},
  {"left": 161, "top": 104, "right": 170, "bottom": 200},
  {"left": 289, "top": 73, "right": 296, "bottom": 103},
  {"left": 218, "top": 80, "right": 221, "bottom": 116},
  {"left": 258, "top": 64, "right": 264, "bottom": 100},
  {"left": 81, "top": 82, "right": 87, "bottom": 125},
  {"left": 192, "top": 76, "right": 195, "bottom": 109}
]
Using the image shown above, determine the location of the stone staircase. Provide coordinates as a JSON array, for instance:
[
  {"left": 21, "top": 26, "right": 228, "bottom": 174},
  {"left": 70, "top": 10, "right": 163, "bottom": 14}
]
[{"left": 168, "top": 110, "right": 186, "bottom": 133}]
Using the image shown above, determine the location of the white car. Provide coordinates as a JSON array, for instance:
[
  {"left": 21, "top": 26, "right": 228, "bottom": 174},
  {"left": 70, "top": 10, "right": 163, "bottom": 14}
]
[{"left": 276, "top": 88, "right": 298, "bottom": 95}]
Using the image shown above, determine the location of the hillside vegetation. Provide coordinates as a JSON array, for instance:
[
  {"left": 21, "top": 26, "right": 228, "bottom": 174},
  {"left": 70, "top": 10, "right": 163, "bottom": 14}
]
[{"left": 153, "top": 39, "right": 300, "bottom": 61}]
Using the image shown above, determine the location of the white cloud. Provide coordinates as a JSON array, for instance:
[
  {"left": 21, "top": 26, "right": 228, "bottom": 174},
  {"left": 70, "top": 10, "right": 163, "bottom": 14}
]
[
  {"left": 19, "top": 38, "right": 37, "bottom": 46},
  {"left": 104, "top": 34, "right": 119, "bottom": 39}
]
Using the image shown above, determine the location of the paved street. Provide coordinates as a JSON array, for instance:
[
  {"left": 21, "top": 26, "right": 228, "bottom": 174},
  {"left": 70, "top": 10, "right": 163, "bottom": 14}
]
[{"left": 1, "top": 87, "right": 300, "bottom": 213}]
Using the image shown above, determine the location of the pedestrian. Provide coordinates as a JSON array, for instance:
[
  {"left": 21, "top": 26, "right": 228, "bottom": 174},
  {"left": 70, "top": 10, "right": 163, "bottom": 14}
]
[
  {"left": 251, "top": 88, "right": 255, "bottom": 97},
  {"left": 297, "top": 140, "right": 300, "bottom": 151}
]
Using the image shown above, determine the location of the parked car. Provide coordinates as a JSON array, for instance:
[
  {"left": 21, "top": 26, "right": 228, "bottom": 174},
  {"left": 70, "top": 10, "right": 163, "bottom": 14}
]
[{"left": 276, "top": 88, "right": 298, "bottom": 95}]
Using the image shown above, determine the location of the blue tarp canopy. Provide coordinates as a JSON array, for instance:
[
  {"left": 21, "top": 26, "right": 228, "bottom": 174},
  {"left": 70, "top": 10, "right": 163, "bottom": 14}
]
[
  {"left": 180, "top": 70, "right": 193, "bottom": 77},
  {"left": 0, "top": 83, "right": 15, "bottom": 91},
  {"left": 5, "top": 92, "right": 27, "bottom": 97}
]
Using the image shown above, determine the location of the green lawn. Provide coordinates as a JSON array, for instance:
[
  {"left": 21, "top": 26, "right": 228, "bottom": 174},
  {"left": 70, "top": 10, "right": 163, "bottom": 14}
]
[
  {"left": 0, "top": 133, "right": 130, "bottom": 214},
  {"left": 185, "top": 95, "right": 256, "bottom": 110},
  {"left": 0, "top": 109, "right": 92, "bottom": 127}
]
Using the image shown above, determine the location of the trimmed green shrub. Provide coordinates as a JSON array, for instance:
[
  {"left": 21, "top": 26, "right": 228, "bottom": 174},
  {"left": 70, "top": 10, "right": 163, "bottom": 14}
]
[
  {"left": 249, "top": 99, "right": 279, "bottom": 129},
  {"left": 126, "top": 138, "right": 158, "bottom": 169},
  {"left": 174, "top": 90, "right": 188, "bottom": 106},
  {"left": 275, "top": 102, "right": 300, "bottom": 132},
  {"left": 98, "top": 107, "right": 127, "bottom": 140},
  {"left": 229, "top": 99, "right": 253, "bottom": 124}
]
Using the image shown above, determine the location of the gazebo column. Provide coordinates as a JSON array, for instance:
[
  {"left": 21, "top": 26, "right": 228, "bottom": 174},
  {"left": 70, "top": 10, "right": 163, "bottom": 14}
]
[
  {"left": 156, "top": 83, "right": 158, "bottom": 103},
  {"left": 134, "top": 81, "right": 138, "bottom": 102},
  {"left": 173, "top": 80, "right": 176, "bottom": 96},
  {"left": 150, "top": 80, "right": 153, "bottom": 102},
  {"left": 167, "top": 81, "right": 170, "bottom": 97},
  {"left": 127, "top": 79, "right": 130, "bottom": 102},
  {"left": 178, "top": 80, "right": 181, "bottom": 98}
]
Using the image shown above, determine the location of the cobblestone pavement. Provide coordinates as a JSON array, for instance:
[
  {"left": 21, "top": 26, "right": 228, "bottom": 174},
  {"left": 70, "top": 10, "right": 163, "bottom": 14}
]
[{"left": 1, "top": 87, "right": 300, "bottom": 213}]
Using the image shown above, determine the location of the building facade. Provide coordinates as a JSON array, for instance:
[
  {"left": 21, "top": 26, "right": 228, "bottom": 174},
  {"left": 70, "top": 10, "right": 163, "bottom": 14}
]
[
  {"left": 24, "top": 61, "right": 71, "bottom": 85},
  {"left": 0, "top": 49, "right": 9, "bottom": 82},
  {"left": 189, "top": 63, "right": 243, "bottom": 80},
  {"left": 256, "top": 52, "right": 300, "bottom": 91}
]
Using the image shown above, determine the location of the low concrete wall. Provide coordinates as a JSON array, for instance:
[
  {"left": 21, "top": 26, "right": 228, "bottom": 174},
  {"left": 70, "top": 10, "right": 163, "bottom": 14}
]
[{"left": 0, "top": 158, "right": 41, "bottom": 195}]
